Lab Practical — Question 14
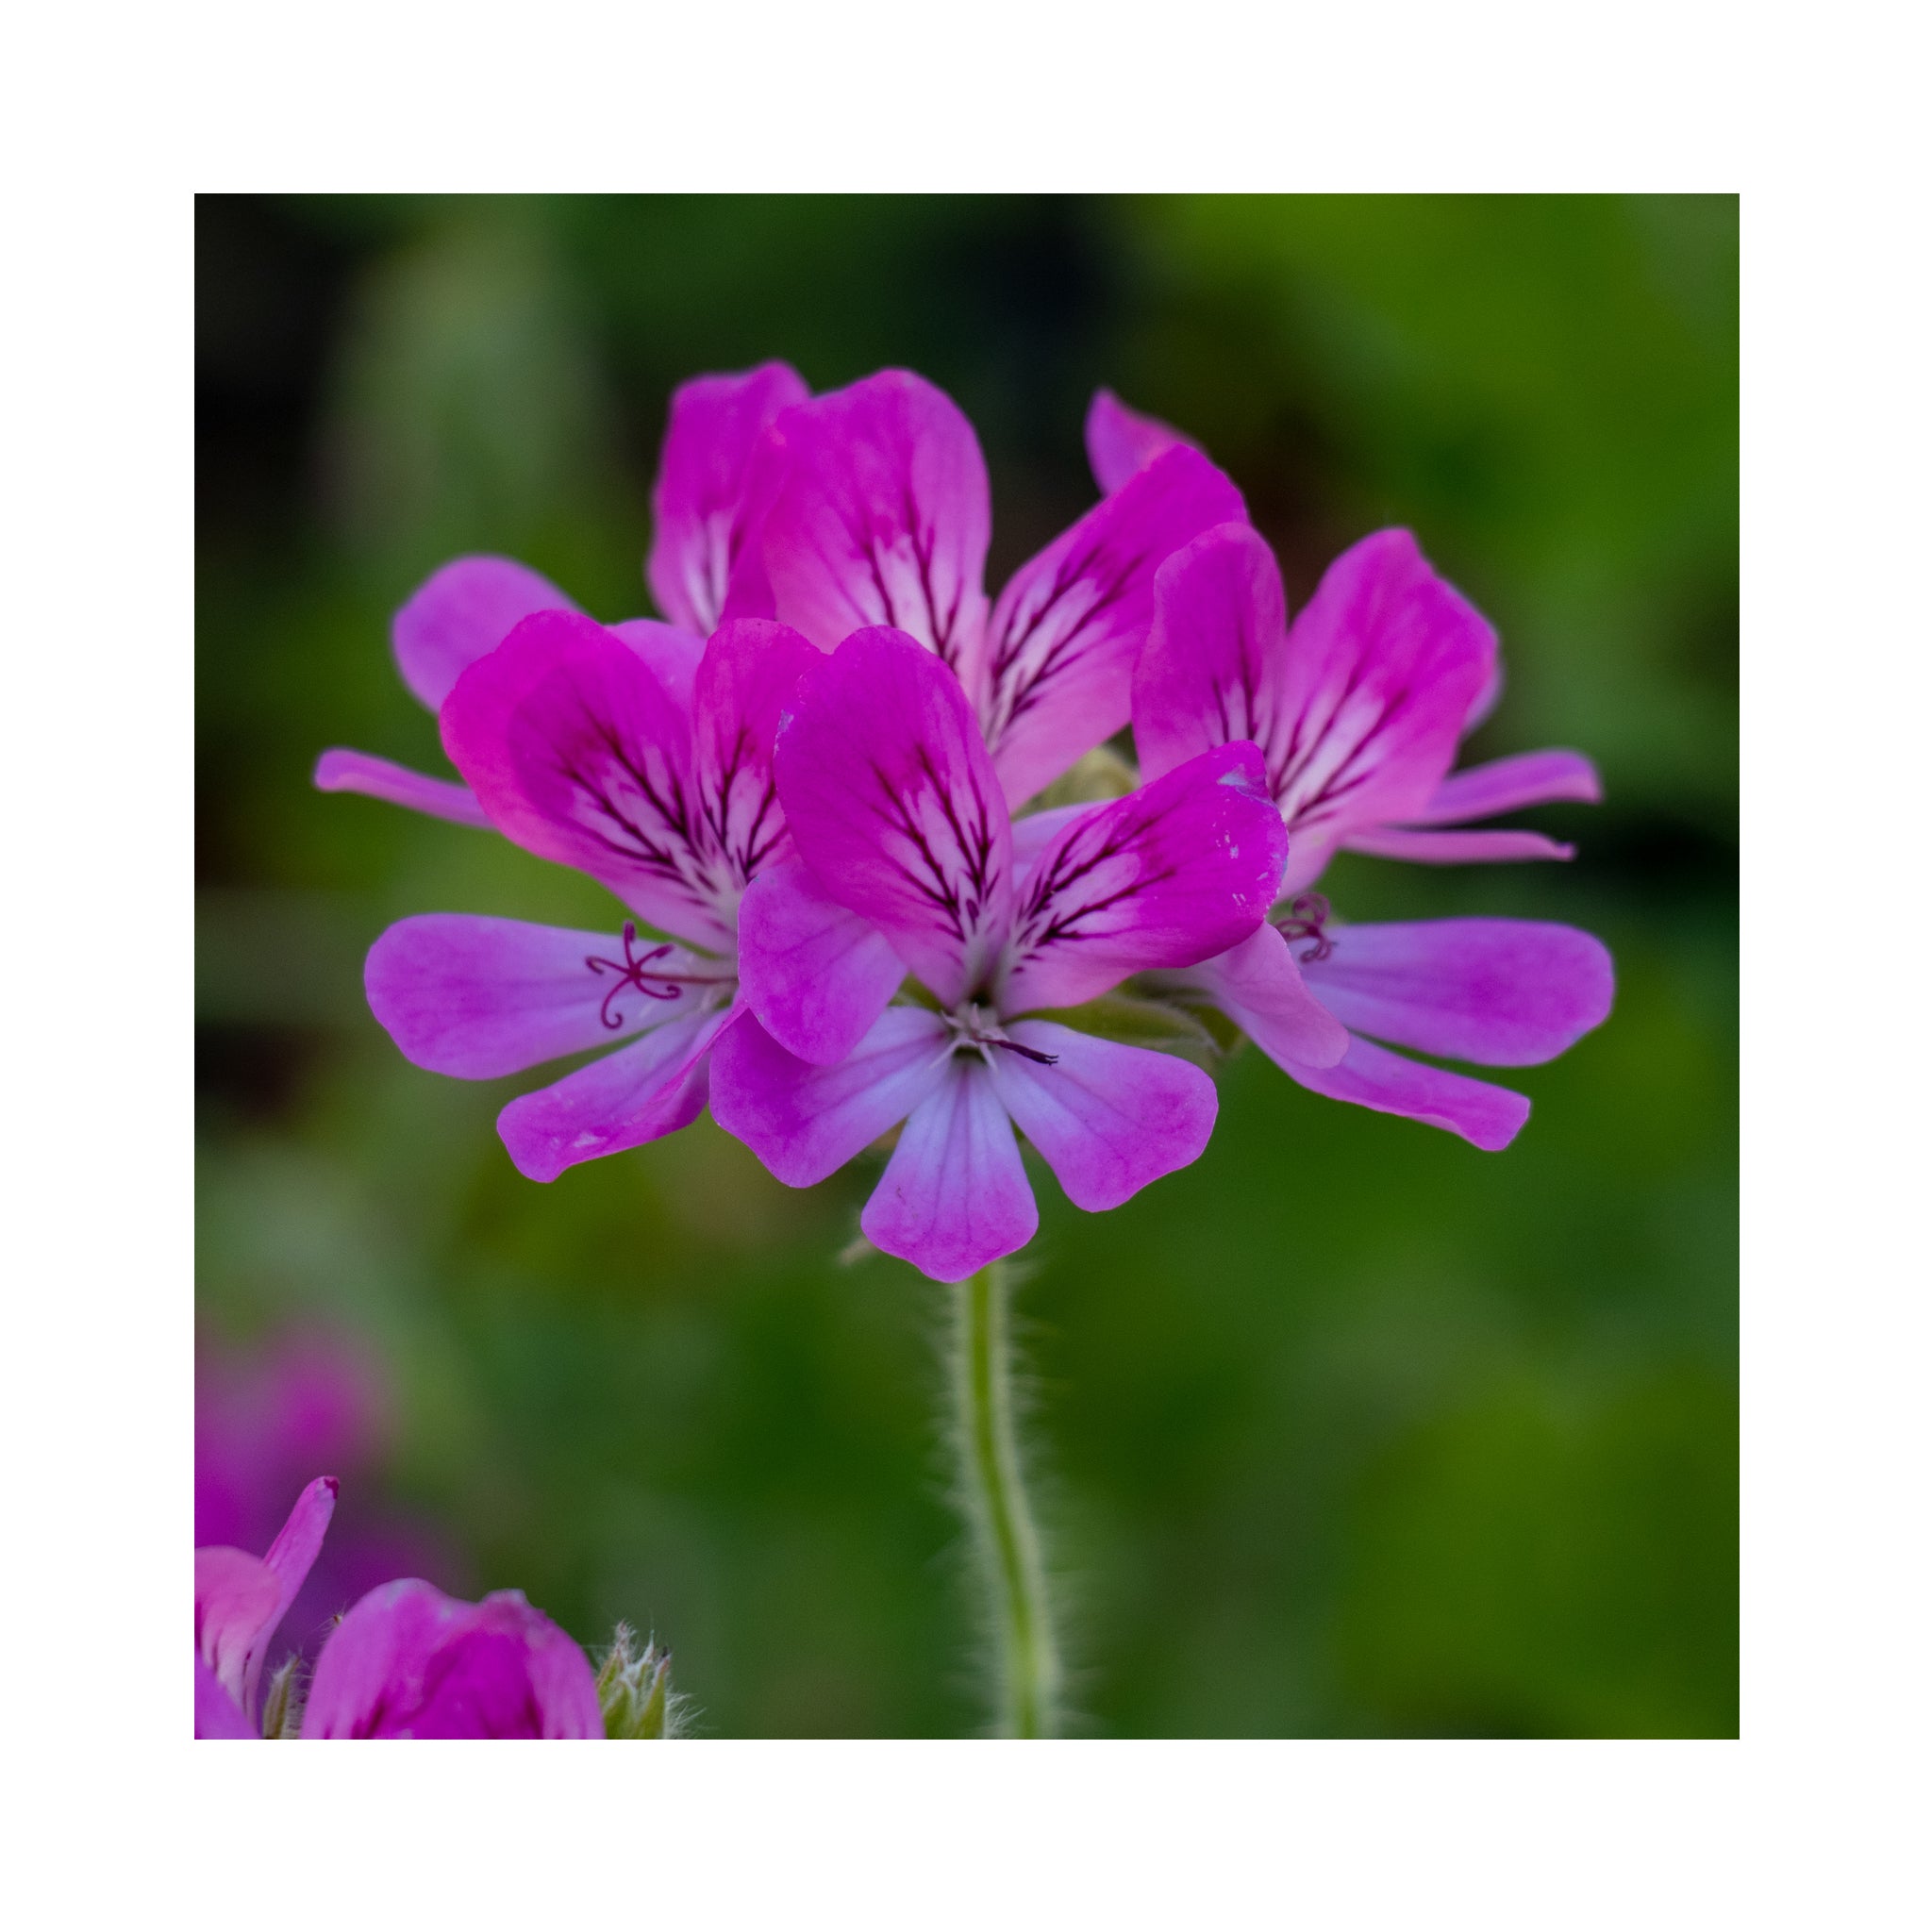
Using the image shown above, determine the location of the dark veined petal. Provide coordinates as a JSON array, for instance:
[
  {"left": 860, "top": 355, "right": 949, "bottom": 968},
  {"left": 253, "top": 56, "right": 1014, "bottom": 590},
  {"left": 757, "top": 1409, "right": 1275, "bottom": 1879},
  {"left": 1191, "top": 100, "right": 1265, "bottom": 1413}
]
[
  {"left": 860, "top": 1058, "right": 1038, "bottom": 1282},
  {"left": 774, "top": 627, "right": 1015, "bottom": 1007},
  {"left": 974, "top": 445, "right": 1247, "bottom": 808},
  {"left": 393, "top": 556, "right": 578, "bottom": 710},
  {"left": 1298, "top": 919, "right": 1614, "bottom": 1067},
  {"left": 987, "top": 1021, "right": 1218, "bottom": 1211},
  {"left": 997, "top": 742, "right": 1286, "bottom": 1018},
  {"left": 646, "top": 362, "right": 809, "bottom": 636},
  {"left": 1083, "top": 388, "right": 1198, "bottom": 495},
  {"left": 440, "top": 610, "right": 733, "bottom": 950},
  {"left": 730, "top": 369, "right": 991, "bottom": 670}
]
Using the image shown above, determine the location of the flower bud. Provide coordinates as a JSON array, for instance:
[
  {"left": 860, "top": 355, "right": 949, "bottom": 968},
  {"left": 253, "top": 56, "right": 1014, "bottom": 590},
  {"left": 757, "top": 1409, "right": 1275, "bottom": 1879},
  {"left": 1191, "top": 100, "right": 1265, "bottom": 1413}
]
[{"left": 596, "top": 1623, "right": 685, "bottom": 1739}]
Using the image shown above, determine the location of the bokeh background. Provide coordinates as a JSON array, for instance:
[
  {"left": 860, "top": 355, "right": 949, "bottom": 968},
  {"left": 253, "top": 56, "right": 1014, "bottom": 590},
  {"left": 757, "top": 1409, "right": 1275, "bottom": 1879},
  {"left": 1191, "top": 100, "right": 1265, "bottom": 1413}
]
[{"left": 196, "top": 194, "right": 1738, "bottom": 1738}]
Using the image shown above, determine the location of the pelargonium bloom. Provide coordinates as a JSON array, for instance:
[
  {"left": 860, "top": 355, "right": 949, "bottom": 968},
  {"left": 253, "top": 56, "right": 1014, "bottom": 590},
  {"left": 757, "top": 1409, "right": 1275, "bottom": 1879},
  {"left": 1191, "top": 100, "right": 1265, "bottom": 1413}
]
[
  {"left": 710, "top": 628, "right": 1323, "bottom": 1282},
  {"left": 301, "top": 1579, "right": 603, "bottom": 1740},
  {"left": 724, "top": 368, "right": 1247, "bottom": 808},
  {"left": 365, "top": 610, "right": 839, "bottom": 1179},
  {"left": 195, "top": 1475, "right": 337, "bottom": 1739},
  {"left": 315, "top": 360, "right": 808, "bottom": 827},
  {"left": 1133, "top": 521, "right": 1614, "bottom": 1148}
]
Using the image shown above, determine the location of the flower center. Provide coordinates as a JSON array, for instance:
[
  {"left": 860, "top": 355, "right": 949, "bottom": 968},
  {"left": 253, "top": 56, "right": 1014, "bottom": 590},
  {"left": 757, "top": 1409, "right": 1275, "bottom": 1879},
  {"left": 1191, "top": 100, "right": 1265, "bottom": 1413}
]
[
  {"left": 1273, "top": 891, "right": 1335, "bottom": 964},
  {"left": 944, "top": 1001, "right": 1059, "bottom": 1067},
  {"left": 585, "top": 923, "right": 734, "bottom": 1030}
]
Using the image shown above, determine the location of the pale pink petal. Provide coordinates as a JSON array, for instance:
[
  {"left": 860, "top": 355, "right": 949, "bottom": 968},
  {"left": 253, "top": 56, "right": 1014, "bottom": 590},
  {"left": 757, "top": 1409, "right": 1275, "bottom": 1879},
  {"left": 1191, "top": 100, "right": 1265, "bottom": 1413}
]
[
  {"left": 194, "top": 1546, "right": 278, "bottom": 1711},
  {"left": 195, "top": 1652, "right": 255, "bottom": 1739},
  {"left": 393, "top": 556, "right": 577, "bottom": 710},
  {"left": 709, "top": 1008, "right": 953, "bottom": 1187},
  {"left": 735, "top": 860, "right": 908, "bottom": 1066},
  {"left": 495, "top": 1008, "right": 727, "bottom": 1181},
  {"left": 1341, "top": 826, "right": 1575, "bottom": 864},
  {"left": 1299, "top": 919, "right": 1614, "bottom": 1067},
  {"left": 1408, "top": 748, "right": 1602, "bottom": 824},
  {"left": 975, "top": 447, "right": 1248, "bottom": 807},
  {"left": 440, "top": 610, "right": 733, "bottom": 950},
  {"left": 997, "top": 743, "right": 1287, "bottom": 1016},
  {"left": 861, "top": 1060, "right": 1038, "bottom": 1282},
  {"left": 1134, "top": 521, "right": 1291, "bottom": 786},
  {"left": 730, "top": 369, "right": 991, "bottom": 669},
  {"left": 691, "top": 620, "right": 822, "bottom": 887},
  {"left": 986, "top": 1022, "right": 1217, "bottom": 1211},
  {"left": 366, "top": 914, "right": 724, "bottom": 1078},
  {"left": 774, "top": 627, "right": 1015, "bottom": 1006},
  {"left": 647, "top": 361, "right": 810, "bottom": 636},
  {"left": 1282, "top": 1034, "right": 1531, "bottom": 1151},
  {"left": 1177, "top": 924, "right": 1351, "bottom": 1071},
  {"left": 313, "top": 749, "right": 491, "bottom": 828},
  {"left": 1084, "top": 388, "right": 1197, "bottom": 494},
  {"left": 610, "top": 618, "right": 707, "bottom": 711}
]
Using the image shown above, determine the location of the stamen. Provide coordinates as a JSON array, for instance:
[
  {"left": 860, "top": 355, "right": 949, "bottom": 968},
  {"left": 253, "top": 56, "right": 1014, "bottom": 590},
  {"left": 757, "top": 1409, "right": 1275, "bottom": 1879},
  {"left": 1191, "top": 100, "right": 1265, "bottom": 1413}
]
[
  {"left": 1274, "top": 891, "right": 1335, "bottom": 964},
  {"left": 945, "top": 1003, "right": 1060, "bottom": 1067},
  {"left": 584, "top": 922, "right": 688, "bottom": 1029}
]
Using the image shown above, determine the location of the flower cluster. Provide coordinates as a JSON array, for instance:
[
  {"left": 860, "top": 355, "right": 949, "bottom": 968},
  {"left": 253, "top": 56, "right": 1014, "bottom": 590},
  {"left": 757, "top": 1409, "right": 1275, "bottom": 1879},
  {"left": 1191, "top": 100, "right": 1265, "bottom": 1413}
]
[
  {"left": 195, "top": 1477, "right": 680, "bottom": 1739},
  {"left": 323, "top": 367, "right": 1612, "bottom": 1283}
]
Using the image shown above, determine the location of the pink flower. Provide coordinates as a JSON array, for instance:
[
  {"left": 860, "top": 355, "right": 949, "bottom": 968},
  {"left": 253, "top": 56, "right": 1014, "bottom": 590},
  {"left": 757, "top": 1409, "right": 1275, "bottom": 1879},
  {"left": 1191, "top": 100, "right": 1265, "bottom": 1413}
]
[
  {"left": 364, "top": 611, "right": 828, "bottom": 1179},
  {"left": 1133, "top": 521, "right": 1614, "bottom": 1148},
  {"left": 314, "top": 361, "right": 808, "bottom": 827},
  {"left": 711, "top": 628, "right": 1302, "bottom": 1282},
  {"left": 195, "top": 1475, "right": 338, "bottom": 1738},
  {"left": 724, "top": 368, "right": 1248, "bottom": 808},
  {"left": 300, "top": 1580, "right": 602, "bottom": 1740}
]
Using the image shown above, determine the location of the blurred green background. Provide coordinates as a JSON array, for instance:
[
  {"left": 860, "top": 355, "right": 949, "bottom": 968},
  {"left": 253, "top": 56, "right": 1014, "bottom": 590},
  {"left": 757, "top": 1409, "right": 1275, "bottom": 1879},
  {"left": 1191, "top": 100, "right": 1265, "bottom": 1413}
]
[{"left": 196, "top": 193, "right": 1737, "bottom": 1738}]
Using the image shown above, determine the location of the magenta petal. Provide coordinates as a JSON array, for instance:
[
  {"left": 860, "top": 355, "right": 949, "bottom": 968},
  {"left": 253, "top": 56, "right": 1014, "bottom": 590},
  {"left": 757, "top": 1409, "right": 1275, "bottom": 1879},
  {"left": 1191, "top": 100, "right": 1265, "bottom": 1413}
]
[
  {"left": 1341, "top": 825, "right": 1576, "bottom": 864},
  {"left": 734, "top": 369, "right": 991, "bottom": 667},
  {"left": 1409, "top": 748, "right": 1603, "bottom": 824},
  {"left": 366, "top": 914, "right": 718, "bottom": 1078},
  {"left": 303, "top": 1578, "right": 602, "bottom": 1739},
  {"left": 709, "top": 1008, "right": 952, "bottom": 1187},
  {"left": 1084, "top": 388, "right": 1197, "bottom": 494},
  {"left": 998, "top": 743, "right": 1287, "bottom": 1016},
  {"left": 1135, "top": 522, "right": 1291, "bottom": 786},
  {"left": 977, "top": 446, "right": 1248, "bottom": 807},
  {"left": 1299, "top": 919, "right": 1614, "bottom": 1067},
  {"left": 736, "top": 860, "right": 908, "bottom": 1066},
  {"left": 1284, "top": 1034, "right": 1531, "bottom": 1151},
  {"left": 692, "top": 619, "right": 822, "bottom": 884},
  {"left": 774, "top": 627, "right": 1015, "bottom": 1006},
  {"left": 495, "top": 1008, "right": 725, "bottom": 1180},
  {"left": 393, "top": 556, "right": 577, "bottom": 711},
  {"left": 195, "top": 1651, "right": 256, "bottom": 1738},
  {"left": 195, "top": 1474, "right": 338, "bottom": 1720},
  {"left": 861, "top": 1060, "right": 1038, "bottom": 1282},
  {"left": 440, "top": 609, "right": 731, "bottom": 949},
  {"left": 647, "top": 361, "right": 810, "bottom": 636},
  {"left": 1009, "top": 802, "right": 1103, "bottom": 870},
  {"left": 313, "top": 749, "right": 491, "bottom": 828},
  {"left": 988, "top": 1022, "right": 1217, "bottom": 1210},
  {"left": 1182, "top": 924, "right": 1351, "bottom": 1071},
  {"left": 1268, "top": 529, "right": 1498, "bottom": 891},
  {"left": 610, "top": 618, "right": 707, "bottom": 711}
]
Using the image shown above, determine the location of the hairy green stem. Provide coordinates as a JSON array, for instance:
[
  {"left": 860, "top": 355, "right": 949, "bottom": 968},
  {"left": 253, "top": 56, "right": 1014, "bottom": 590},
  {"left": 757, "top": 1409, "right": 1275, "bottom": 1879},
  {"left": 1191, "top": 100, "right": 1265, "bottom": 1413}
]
[{"left": 948, "top": 1260, "right": 1060, "bottom": 1739}]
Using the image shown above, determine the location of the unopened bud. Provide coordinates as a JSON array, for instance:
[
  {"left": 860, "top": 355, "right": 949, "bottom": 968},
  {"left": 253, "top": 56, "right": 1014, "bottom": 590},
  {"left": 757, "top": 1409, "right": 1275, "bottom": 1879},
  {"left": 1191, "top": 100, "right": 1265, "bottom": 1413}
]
[
  {"left": 596, "top": 1623, "right": 685, "bottom": 1739},
  {"left": 259, "top": 1656, "right": 305, "bottom": 1740}
]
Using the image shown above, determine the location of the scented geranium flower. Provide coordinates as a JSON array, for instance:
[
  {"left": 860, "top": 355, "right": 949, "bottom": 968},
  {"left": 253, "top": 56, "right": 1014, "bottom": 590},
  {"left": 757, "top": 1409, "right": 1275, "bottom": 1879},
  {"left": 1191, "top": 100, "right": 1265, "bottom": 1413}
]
[
  {"left": 723, "top": 368, "right": 1247, "bottom": 808},
  {"left": 301, "top": 1579, "right": 603, "bottom": 1740},
  {"left": 195, "top": 1475, "right": 337, "bottom": 1739},
  {"left": 709, "top": 628, "right": 1317, "bottom": 1282},
  {"left": 364, "top": 610, "right": 841, "bottom": 1179},
  {"left": 1132, "top": 522, "right": 1614, "bottom": 1148},
  {"left": 315, "top": 360, "right": 808, "bottom": 826}
]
